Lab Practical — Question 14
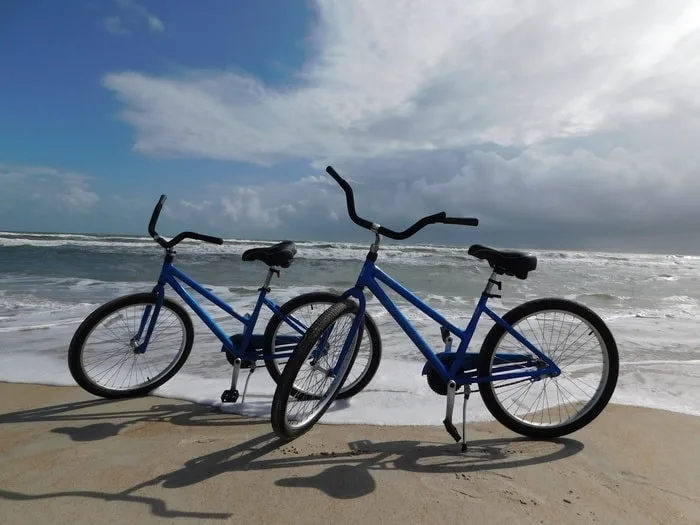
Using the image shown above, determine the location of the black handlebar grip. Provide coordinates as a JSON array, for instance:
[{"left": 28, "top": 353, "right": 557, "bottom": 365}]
[
  {"left": 325, "top": 165, "right": 374, "bottom": 230},
  {"left": 167, "top": 231, "right": 224, "bottom": 248},
  {"left": 148, "top": 194, "right": 167, "bottom": 235},
  {"left": 441, "top": 217, "right": 479, "bottom": 227},
  {"left": 191, "top": 233, "right": 224, "bottom": 245},
  {"left": 325, "top": 165, "right": 344, "bottom": 183}
]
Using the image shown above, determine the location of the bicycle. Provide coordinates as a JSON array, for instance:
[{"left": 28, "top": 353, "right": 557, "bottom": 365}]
[
  {"left": 67, "top": 194, "right": 381, "bottom": 404},
  {"left": 270, "top": 166, "right": 619, "bottom": 451}
]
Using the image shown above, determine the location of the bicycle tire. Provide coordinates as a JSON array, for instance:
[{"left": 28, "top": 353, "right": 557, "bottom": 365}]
[
  {"left": 477, "top": 298, "right": 619, "bottom": 438},
  {"left": 271, "top": 299, "right": 363, "bottom": 440},
  {"left": 68, "top": 292, "right": 194, "bottom": 399},
  {"left": 262, "top": 291, "right": 382, "bottom": 399}
]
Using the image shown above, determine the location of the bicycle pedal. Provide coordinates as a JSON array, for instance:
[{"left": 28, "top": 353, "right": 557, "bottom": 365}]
[
  {"left": 442, "top": 418, "right": 461, "bottom": 442},
  {"left": 221, "top": 389, "right": 239, "bottom": 403}
]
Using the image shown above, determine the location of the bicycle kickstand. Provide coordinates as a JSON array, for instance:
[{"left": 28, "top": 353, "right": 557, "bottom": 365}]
[
  {"left": 240, "top": 363, "right": 256, "bottom": 404},
  {"left": 442, "top": 380, "right": 470, "bottom": 452},
  {"left": 221, "top": 357, "right": 242, "bottom": 404},
  {"left": 461, "top": 388, "right": 470, "bottom": 452}
]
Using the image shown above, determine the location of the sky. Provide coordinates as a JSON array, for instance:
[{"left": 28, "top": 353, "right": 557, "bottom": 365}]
[{"left": 1, "top": 1, "right": 699, "bottom": 254}]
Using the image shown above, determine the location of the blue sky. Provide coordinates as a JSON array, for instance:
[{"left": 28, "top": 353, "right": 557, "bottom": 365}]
[
  {"left": 0, "top": 0, "right": 315, "bottom": 234},
  {"left": 1, "top": 1, "right": 699, "bottom": 253}
]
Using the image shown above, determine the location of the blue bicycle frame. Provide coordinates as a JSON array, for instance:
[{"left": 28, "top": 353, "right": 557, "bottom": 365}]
[
  {"left": 132, "top": 257, "right": 304, "bottom": 362},
  {"left": 334, "top": 257, "right": 561, "bottom": 386}
]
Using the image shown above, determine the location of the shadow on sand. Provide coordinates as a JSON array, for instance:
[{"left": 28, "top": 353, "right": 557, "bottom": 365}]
[
  {"left": 0, "top": 396, "right": 585, "bottom": 518},
  {"left": 0, "top": 396, "right": 267, "bottom": 442}
]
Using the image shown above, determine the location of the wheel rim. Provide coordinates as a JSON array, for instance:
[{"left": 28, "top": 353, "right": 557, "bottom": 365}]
[
  {"left": 283, "top": 311, "right": 359, "bottom": 430},
  {"left": 269, "top": 301, "right": 373, "bottom": 394},
  {"left": 487, "top": 309, "right": 611, "bottom": 430},
  {"left": 79, "top": 301, "right": 188, "bottom": 393}
]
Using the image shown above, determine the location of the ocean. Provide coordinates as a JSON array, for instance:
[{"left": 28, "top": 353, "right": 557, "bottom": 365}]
[{"left": 1, "top": 231, "right": 699, "bottom": 426}]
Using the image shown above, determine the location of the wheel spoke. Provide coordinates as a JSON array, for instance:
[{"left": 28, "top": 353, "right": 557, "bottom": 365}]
[
  {"left": 71, "top": 298, "right": 190, "bottom": 396},
  {"left": 481, "top": 300, "right": 617, "bottom": 437}
]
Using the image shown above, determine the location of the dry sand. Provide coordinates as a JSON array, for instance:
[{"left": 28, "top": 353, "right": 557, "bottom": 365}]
[{"left": 0, "top": 382, "right": 698, "bottom": 525}]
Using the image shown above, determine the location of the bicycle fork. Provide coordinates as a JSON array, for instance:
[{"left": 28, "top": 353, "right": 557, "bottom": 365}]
[{"left": 132, "top": 287, "right": 166, "bottom": 354}]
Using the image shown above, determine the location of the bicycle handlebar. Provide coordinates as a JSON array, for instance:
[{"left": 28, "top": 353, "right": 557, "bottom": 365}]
[
  {"left": 325, "top": 166, "right": 479, "bottom": 240},
  {"left": 148, "top": 194, "right": 224, "bottom": 249}
]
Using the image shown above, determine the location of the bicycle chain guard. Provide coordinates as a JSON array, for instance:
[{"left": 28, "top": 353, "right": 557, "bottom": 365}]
[
  {"left": 424, "top": 352, "right": 481, "bottom": 395},
  {"left": 221, "top": 334, "right": 261, "bottom": 368}
]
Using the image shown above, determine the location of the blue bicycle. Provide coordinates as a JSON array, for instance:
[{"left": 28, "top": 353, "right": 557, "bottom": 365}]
[
  {"left": 270, "top": 166, "right": 619, "bottom": 450},
  {"left": 68, "top": 194, "right": 381, "bottom": 404}
]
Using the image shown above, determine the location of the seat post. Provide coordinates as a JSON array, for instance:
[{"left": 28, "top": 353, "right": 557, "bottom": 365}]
[
  {"left": 482, "top": 270, "right": 502, "bottom": 299},
  {"left": 261, "top": 267, "right": 280, "bottom": 292}
]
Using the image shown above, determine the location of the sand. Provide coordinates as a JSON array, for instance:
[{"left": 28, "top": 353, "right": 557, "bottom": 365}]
[{"left": 0, "top": 382, "right": 698, "bottom": 525}]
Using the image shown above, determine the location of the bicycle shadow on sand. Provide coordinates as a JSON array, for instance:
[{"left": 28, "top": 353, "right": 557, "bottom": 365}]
[
  {"left": 157, "top": 431, "right": 585, "bottom": 499},
  {"left": 0, "top": 389, "right": 585, "bottom": 517},
  {"left": 0, "top": 431, "right": 584, "bottom": 516},
  {"left": 0, "top": 395, "right": 271, "bottom": 442}
]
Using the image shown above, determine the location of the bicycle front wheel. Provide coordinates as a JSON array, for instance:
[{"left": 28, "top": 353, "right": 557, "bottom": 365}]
[
  {"left": 68, "top": 292, "right": 194, "bottom": 399},
  {"left": 262, "top": 291, "right": 382, "bottom": 399},
  {"left": 270, "top": 299, "right": 363, "bottom": 440},
  {"left": 478, "top": 298, "right": 619, "bottom": 438}
]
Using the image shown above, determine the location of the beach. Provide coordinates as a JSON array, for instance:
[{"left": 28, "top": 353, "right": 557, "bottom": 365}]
[
  {"left": 1, "top": 382, "right": 698, "bottom": 525},
  {"left": 2, "top": 234, "right": 700, "bottom": 523}
]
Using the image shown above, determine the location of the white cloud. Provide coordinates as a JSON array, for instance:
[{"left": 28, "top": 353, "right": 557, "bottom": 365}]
[
  {"left": 103, "top": 0, "right": 698, "bottom": 162},
  {"left": 100, "top": 0, "right": 700, "bottom": 250},
  {"left": 104, "top": 16, "right": 128, "bottom": 36},
  {"left": 0, "top": 164, "right": 100, "bottom": 214},
  {"left": 105, "top": 0, "right": 164, "bottom": 36},
  {"left": 169, "top": 180, "right": 310, "bottom": 231}
]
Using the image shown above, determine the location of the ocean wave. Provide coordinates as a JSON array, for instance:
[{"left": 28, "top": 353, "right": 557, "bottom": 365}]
[
  {"left": 0, "top": 294, "right": 92, "bottom": 313},
  {"left": 568, "top": 292, "right": 627, "bottom": 303},
  {"left": 649, "top": 274, "right": 679, "bottom": 281},
  {"left": 0, "top": 319, "right": 84, "bottom": 333},
  {"left": 3, "top": 232, "right": 700, "bottom": 270}
]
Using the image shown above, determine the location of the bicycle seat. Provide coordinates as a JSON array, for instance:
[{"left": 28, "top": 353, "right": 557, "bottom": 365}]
[
  {"left": 467, "top": 244, "right": 537, "bottom": 280},
  {"left": 242, "top": 241, "right": 297, "bottom": 268}
]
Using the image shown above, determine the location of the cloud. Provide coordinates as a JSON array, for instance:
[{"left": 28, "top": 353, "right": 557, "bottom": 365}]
[
  {"left": 0, "top": 164, "right": 100, "bottom": 215},
  {"left": 166, "top": 180, "right": 310, "bottom": 232},
  {"left": 101, "top": 0, "right": 700, "bottom": 251},
  {"left": 103, "top": 0, "right": 698, "bottom": 162},
  {"left": 104, "top": 16, "right": 128, "bottom": 36},
  {"left": 104, "top": 0, "right": 164, "bottom": 36}
]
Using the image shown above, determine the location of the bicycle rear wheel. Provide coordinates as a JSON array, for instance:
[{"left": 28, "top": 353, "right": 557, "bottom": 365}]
[
  {"left": 262, "top": 291, "right": 382, "bottom": 399},
  {"left": 270, "top": 299, "right": 363, "bottom": 440},
  {"left": 68, "top": 292, "right": 194, "bottom": 399},
  {"left": 478, "top": 298, "right": 619, "bottom": 438}
]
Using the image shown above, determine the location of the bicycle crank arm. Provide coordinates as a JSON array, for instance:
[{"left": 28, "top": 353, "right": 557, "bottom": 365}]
[
  {"left": 442, "top": 380, "right": 461, "bottom": 442},
  {"left": 443, "top": 420, "right": 461, "bottom": 443}
]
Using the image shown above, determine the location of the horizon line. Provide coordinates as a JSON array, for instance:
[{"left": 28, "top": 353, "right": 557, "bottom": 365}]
[{"left": 1, "top": 230, "right": 697, "bottom": 258}]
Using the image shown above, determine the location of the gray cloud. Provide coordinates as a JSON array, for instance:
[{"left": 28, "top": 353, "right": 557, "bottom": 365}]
[
  {"left": 100, "top": 0, "right": 700, "bottom": 253},
  {"left": 0, "top": 164, "right": 100, "bottom": 215}
]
